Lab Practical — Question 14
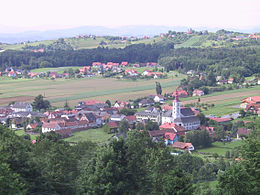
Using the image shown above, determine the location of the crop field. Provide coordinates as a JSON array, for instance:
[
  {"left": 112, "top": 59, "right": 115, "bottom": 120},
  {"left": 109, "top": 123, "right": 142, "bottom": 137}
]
[{"left": 0, "top": 75, "right": 184, "bottom": 107}]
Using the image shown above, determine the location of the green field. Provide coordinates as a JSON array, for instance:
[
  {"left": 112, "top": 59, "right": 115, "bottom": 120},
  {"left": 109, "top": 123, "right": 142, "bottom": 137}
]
[
  {"left": 0, "top": 74, "right": 184, "bottom": 107},
  {"left": 64, "top": 128, "right": 112, "bottom": 143},
  {"left": 196, "top": 141, "right": 243, "bottom": 156},
  {"left": 31, "top": 66, "right": 82, "bottom": 73}
]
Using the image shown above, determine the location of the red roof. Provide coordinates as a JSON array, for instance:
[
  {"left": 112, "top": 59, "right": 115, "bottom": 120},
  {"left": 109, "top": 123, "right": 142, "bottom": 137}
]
[
  {"left": 173, "top": 90, "right": 188, "bottom": 96},
  {"left": 242, "top": 96, "right": 260, "bottom": 104},
  {"left": 82, "top": 100, "right": 105, "bottom": 105},
  {"left": 209, "top": 117, "right": 231, "bottom": 123},
  {"left": 160, "top": 123, "right": 185, "bottom": 135},
  {"left": 125, "top": 115, "right": 136, "bottom": 121},
  {"left": 121, "top": 61, "right": 128, "bottom": 66},
  {"left": 172, "top": 142, "right": 192, "bottom": 150},
  {"left": 162, "top": 105, "right": 173, "bottom": 111},
  {"left": 108, "top": 121, "right": 119, "bottom": 129},
  {"left": 164, "top": 132, "right": 177, "bottom": 141}
]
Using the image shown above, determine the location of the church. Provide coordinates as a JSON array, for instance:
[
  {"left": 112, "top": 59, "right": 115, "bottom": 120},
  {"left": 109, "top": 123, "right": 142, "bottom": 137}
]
[{"left": 162, "top": 93, "right": 200, "bottom": 130}]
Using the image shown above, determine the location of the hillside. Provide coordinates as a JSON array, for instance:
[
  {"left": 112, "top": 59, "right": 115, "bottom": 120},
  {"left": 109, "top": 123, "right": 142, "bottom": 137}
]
[{"left": 0, "top": 29, "right": 257, "bottom": 51}]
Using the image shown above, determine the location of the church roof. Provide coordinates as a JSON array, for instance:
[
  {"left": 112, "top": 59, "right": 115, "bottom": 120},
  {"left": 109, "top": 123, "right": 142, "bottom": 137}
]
[
  {"left": 162, "top": 107, "right": 195, "bottom": 117},
  {"left": 174, "top": 116, "right": 200, "bottom": 123},
  {"left": 180, "top": 108, "right": 194, "bottom": 116}
]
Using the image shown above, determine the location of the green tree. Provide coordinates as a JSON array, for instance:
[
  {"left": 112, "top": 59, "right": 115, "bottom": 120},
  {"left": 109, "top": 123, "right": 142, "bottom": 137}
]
[
  {"left": 214, "top": 126, "right": 225, "bottom": 141},
  {"left": 32, "top": 94, "right": 51, "bottom": 111},
  {"left": 105, "top": 100, "right": 111, "bottom": 107},
  {"left": 119, "top": 119, "right": 129, "bottom": 134},
  {"left": 155, "top": 81, "right": 162, "bottom": 95},
  {"left": 145, "top": 120, "right": 159, "bottom": 131}
]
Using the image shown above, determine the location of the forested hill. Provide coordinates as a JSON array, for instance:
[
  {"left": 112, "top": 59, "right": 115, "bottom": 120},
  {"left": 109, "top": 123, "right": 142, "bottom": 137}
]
[
  {"left": 0, "top": 123, "right": 259, "bottom": 194},
  {"left": 159, "top": 45, "right": 260, "bottom": 77}
]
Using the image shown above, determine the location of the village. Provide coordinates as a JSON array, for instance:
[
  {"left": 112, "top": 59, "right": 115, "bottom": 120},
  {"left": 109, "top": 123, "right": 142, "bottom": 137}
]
[{"left": 0, "top": 80, "right": 259, "bottom": 152}]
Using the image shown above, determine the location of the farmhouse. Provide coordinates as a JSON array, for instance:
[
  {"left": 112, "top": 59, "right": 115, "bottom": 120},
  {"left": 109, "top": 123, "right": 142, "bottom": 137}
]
[{"left": 172, "top": 142, "right": 194, "bottom": 151}]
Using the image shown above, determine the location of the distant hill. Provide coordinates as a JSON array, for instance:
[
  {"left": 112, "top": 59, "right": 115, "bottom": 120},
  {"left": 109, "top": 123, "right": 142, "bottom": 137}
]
[{"left": 0, "top": 25, "right": 259, "bottom": 44}]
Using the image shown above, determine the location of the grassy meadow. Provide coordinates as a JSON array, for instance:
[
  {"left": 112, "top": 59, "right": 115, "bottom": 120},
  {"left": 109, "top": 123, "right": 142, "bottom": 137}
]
[{"left": 64, "top": 128, "right": 112, "bottom": 143}]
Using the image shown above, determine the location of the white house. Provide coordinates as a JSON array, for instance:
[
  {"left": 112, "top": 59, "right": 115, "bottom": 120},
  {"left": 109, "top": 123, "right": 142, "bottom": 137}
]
[
  {"left": 42, "top": 122, "right": 61, "bottom": 133},
  {"left": 11, "top": 102, "right": 33, "bottom": 113},
  {"left": 110, "top": 114, "right": 126, "bottom": 122}
]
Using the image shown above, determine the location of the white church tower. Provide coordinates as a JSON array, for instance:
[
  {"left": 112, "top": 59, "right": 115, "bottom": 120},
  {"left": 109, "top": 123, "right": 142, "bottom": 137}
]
[{"left": 172, "top": 91, "right": 181, "bottom": 119}]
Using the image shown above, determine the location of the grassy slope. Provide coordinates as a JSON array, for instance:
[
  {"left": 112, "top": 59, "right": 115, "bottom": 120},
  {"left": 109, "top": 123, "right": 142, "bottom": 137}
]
[
  {"left": 64, "top": 128, "right": 112, "bottom": 143},
  {"left": 196, "top": 140, "right": 243, "bottom": 156},
  {"left": 31, "top": 66, "right": 82, "bottom": 73}
]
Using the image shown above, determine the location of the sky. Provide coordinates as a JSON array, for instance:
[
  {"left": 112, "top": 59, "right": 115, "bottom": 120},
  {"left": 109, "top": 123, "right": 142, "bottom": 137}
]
[{"left": 0, "top": 0, "right": 259, "bottom": 33}]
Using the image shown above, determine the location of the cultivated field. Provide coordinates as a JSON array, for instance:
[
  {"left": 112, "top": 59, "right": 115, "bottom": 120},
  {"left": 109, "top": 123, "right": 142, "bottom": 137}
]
[
  {"left": 180, "top": 86, "right": 260, "bottom": 116},
  {"left": 0, "top": 74, "right": 184, "bottom": 107}
]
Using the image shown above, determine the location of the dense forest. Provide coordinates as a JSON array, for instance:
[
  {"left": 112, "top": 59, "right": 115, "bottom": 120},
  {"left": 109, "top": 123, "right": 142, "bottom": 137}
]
[
  {"left": 0, "top": 124, "right": 259, "bottom": 194},
  {"left": 0, "top": 42, "right": 173, "bottom": 70}
]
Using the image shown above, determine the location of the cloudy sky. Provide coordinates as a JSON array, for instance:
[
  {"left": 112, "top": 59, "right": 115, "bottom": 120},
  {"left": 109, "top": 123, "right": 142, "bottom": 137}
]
[{"left": 1, "top": 0, "right": 259, "bottom": 32}]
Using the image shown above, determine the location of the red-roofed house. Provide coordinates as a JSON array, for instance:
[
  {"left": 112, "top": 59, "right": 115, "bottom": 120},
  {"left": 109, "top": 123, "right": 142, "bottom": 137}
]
[
  {"left": 8, "top": 71, "right": 17, "bottom": 77},
  {"left": 125, "top": 69, "right": 138, "bottom": 76},
  {"left": 107, "top": 121, "right": 120, "bottom": 133},
  {"left": 192, "top": 89, "right": 204, "bottom": 96},
  {"left": 125, "top": 115, "right": 137, "bottom": 125},
  {"left": 92, "top": 62, "right": 102, "bottom": 67},
  {"left": 146, "top": 72, "right": 164, "bottom": 78},
  {"left": 26, "top": 123, "right": 38, "bottom": 130},
  {"left": 164, "top": 132, "right": 178, "bottom": 145},
  {"left": 172, "top": 142, "right": 194, "bottom": 151},
  {"left": 241, "top": 96, "right": 260, "bottom": 109},
  {"left": 79, "top": 66, "right": 91, "bottom": 74},
  {"left": 171, "top": 90, "right": 188, "bottom": 98},
  {"left": 160, "top": 123, "right": 186, "bottom": 136},
  {"left": 209, "top": 117, "right": 232, "bottom": 124},
  {"left": 141, "top": 69, "right": 152, "bottom": 76},
  {"left": 228, "top": 78, "right": 234, "bottom": 84},
  {"left": 121, "top": 61, "right": 128, "bottom": 67},
  {"left": 114, "top": 100, "right": 130, "bottom": 108}
]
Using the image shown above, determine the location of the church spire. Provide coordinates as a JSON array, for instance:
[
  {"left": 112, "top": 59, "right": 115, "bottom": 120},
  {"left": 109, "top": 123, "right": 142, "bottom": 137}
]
[
  {"left": 172, "top": 90, "right": 180, "bottom": 119},
  {"left": 174, "top": 90, "right": 179, "bottom": 102}
]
